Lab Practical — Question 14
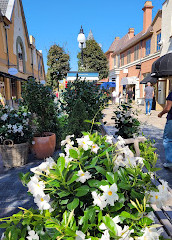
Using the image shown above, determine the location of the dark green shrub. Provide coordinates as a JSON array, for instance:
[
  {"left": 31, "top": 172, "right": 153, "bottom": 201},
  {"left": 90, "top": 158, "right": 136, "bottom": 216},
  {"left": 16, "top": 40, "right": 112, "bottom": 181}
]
[{"left": 22, "top": 79, "right": 60, "bottom": 141}]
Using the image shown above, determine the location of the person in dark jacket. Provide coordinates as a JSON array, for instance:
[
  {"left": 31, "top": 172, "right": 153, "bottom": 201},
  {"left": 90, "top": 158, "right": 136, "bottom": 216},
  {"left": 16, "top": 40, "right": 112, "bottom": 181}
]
[{"left": 158, "top": 91, "right": 172, "bottom": 168}]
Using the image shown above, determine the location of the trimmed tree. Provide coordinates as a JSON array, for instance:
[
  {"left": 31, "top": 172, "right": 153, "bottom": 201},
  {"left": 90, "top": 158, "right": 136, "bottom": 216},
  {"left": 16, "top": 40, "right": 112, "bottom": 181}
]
[
  {"left": 77, "top": 39, "right": 108, "bottom": 80},
  {"left": 47, "top": 44, "right": 70, "bottom": 89}
]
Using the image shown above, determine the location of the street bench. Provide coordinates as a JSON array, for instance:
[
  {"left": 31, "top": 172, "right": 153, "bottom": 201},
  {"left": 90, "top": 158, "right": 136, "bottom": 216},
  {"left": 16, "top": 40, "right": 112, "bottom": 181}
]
[{"left": 100, "top": 122, "right": 172, "bottom": 239}]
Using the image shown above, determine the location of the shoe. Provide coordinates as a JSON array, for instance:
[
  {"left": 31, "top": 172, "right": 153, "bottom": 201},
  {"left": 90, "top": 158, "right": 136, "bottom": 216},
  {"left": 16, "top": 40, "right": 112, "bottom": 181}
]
[
  {"left": 145, "top": 113, "right": 148, "bottom": 115},
  {"left": 148, "top": 112, "right": 151, "bottom": 115},
  {"left": 163, "top": 163, "right": 172, "bottom": 168}
]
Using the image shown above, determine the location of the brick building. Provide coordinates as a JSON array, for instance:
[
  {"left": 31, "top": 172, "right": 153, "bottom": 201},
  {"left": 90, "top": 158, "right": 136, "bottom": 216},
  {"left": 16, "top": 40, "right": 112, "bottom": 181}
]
[
  {"left": 105, "top": 1, "right": 162, "bottom": 108},
  {"left": 0, "top": 0, "right": 46, "bottom": 106}
]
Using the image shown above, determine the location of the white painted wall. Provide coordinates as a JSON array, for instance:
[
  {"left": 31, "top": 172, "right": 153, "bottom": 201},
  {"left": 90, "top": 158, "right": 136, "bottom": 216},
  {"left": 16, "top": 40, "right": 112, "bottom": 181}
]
[
  {"left": 161, "top": 0, "right": 172, "bottom": 56},
  {"left": 13, "top": 0, "right": 27, "bottom": 61}
]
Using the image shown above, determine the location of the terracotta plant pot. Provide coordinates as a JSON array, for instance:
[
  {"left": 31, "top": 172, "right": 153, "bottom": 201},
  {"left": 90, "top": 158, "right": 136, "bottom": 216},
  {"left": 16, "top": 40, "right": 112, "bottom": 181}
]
[{"left": 32, "top": 132, "right": 56, "bottom": 159}]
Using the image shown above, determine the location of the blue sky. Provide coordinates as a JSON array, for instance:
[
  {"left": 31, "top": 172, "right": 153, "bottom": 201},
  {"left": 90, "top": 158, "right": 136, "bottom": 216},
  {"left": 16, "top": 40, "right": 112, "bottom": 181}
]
[{"left": 23, "top": 0, "right": 164, "bottom": 73}]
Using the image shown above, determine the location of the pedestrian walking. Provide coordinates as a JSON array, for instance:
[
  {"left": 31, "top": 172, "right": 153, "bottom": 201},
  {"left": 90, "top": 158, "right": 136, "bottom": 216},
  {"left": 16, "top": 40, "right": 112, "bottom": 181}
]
[
  {"left": 144, "top": 82, "right": 154, "bottom": 115},
  {"left": 158, "top": 91, "right": 172, "bottom": 168},
  {"left": 126, "top": 88, "right": 134, "bottom": 103},
  {"left": 112, "top": 89, "right": 117, "bottom": 104}
]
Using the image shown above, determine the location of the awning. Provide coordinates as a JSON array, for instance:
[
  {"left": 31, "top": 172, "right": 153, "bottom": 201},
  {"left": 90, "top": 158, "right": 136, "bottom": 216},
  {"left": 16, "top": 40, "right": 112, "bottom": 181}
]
[
  {"left": 140, "top": 73, "right": 157, "bottom": 84},
  {"left": 100, "top": 82, "right": 116, "bottom": 89},
  {"left": 120, "top": 76, "right": 138, "bottom": 86},
  {"left": 0, "top": 71, "right": 27, "bottom": 81},
  {"left": 151, "top": 52, "right": 172, "bottom": 78}
]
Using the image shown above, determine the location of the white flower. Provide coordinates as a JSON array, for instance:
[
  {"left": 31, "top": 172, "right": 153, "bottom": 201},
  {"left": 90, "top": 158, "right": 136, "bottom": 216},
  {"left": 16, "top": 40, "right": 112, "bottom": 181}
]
[
  {"left": 32, "top": 141, "right": 35, "bottom": 145},
  {"left": 23, "top": 112, "right": 27, "bottom": 117},
  {"left": 75, "top": 231, "right": 85, "bottom": 240},
  {"left": 116, "top": 225, "right": 134, "bottom": 240},
  {"left": 76, "top": 135, "right": 93, "bottom": 151},
  {"left": 117, "top": 136, "right": 126, "bottom": 147},
  {"left": 7, "top": 124, "right": 12, "bottom": 129},
  {"left": 92, "top": 191, "right": 107, "bottom": 210},
  {"left": 14, "top": 114, "right": 18, "bottom": 117},
  {"left": 76, "top": 170, "right": 92, "bottom": 183},
  {"left": 34, "top": 194, "right": 51, "bottom": 210},
  {"left": 1, "top": 114, "right": 8, "bottom": 121},
  {"left": 17, "top": 125, "right": 23, "bottom": 132},
  {"left": 105, "top": 135, "right": 113, "bottom": 144},
  {"left": 12, "top": 124, "right": 18, "bottom": 133},
  {"left": 120, "top": 146, "right": 134, "bottom": 158},
  {"left": 100, "top": 230, "right": 110, "bottom": 240},
  {"left": 121, "top": 117, "right": 125, "bottom": 122},
  {"left": 91, "top": 144, "right": 100, "bottom": 153},
  {"left": 65, "top": 155, "right": 73, "bottom": 167},
  {"left": 149, "top": 186, "right": 172, "bottom": 208},
  {"left": 27, "top": 175, "right": 45, "bottom": 196},
  {"left": 100, "top": 183, "right": 119, "bottom": 206},
  {"left": 137, "top": 226, "right": 163, "bottom": 240},
  {"left": 21, "top": 131, "right": 24, "bottom": 137},
  {"left": 99, "top": 216, "right": 120, "bottom": 230},
  {"left": 61, "top": 135, "right": 74, "bottom": 146},
  {"left": 158, "top": 179, "right": 169, "bottom": 193},
  {"left": 31, "top": 158, "right": 55, "bottom": 175},
  {"left": 64, "top": 143, "right": 73, "bottom": 156},
  {"left": 123, "top": 156, "right": 144, "bottom": 168},
  {"left": 46, "top": 157, "right": 56, "bottom": 168},
  {"left": 1, "top": 233, "right": 5, "bottom": 240},
  {"left": 26, "top": 229, "right": 39, "bottom": 240},
  {"left": 59, "top": 153, "right": 65, "bottom": 157}
]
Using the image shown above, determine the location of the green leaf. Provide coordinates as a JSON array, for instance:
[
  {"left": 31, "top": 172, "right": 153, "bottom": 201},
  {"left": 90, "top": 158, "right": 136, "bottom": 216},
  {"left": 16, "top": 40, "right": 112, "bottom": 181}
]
[
  {"left": 69, "top": 149, "right": 78, "bottom": 159},
  {"left": 120, "top": 211, "right": 131, "bottom": 219},
  {"left": 118, "top": 182, "right": 131, "bottom": 190},
  {"left": 67, "top": 198, "right": 79, "bottom": 210},
  {"left": 106, "top": 172, "right": 114, "bottom": 184},
  {"left": 139, "top": 217, "right": 153, "bottom": 227},
  {"left": 102, "top": 216, "right": 117, "bottom": 236},
  {"left": 95, "top": 166, "right": 106, "bottom": 176},
  {"left": 57, "top": 157, "right": 65, "bottom": 173},
  {"left": 58, "top": 191, "right": 70, "bottom": 198},
  {"left": 76, "top": 185, "right": 90, "bottom": 197},
  {"left": 88, "top": 179, "right": 101, "bottom": 188},
  {"left": 67, "top": 173, "right": 78, "bottom": 185}
]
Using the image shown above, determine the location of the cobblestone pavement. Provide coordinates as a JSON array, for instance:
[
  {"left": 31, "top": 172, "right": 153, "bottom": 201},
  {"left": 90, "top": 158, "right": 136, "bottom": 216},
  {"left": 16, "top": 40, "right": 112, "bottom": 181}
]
[
  {"left": 103, "top": 104, "right": 172, "bottom": 188},
  {"left": 0, "top": 151, "right": 60, "bottom": 222}
]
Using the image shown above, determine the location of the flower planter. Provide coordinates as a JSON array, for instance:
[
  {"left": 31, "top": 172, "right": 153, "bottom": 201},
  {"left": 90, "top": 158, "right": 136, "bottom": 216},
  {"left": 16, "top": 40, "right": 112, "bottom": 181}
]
[
  {"left": 32, "top": 132, "right": 56, "bottom": 159},
  {"left": 0, "top": 141, "right": 29, "bottom": 168}
]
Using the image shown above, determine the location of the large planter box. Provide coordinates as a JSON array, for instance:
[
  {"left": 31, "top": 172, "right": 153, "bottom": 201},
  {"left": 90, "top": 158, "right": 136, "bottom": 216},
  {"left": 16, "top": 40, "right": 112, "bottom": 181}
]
[{"left": 0, "top": 142, "right": 29, "bottom": 168}]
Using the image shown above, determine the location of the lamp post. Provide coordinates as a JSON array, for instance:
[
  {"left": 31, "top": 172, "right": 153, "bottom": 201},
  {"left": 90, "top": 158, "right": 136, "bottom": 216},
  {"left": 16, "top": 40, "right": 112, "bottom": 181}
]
[{"left": 77, "top": 26, "right": 86, "bottom": 68}]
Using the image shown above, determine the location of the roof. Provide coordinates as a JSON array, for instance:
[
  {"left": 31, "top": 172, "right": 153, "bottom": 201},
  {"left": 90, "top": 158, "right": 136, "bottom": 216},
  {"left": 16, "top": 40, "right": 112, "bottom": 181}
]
[
  {"left": 106, "top": 38, "right": 120, "bottom": 53},
  {"left": 0, "top": 0, "right": 9, "bottom": 16},
  {"left": 111, "top": 34, "right": 130, "bottom": 56}
]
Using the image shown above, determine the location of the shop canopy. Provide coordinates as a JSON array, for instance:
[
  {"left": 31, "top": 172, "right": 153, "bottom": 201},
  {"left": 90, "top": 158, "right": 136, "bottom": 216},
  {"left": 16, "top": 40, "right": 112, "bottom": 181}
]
[
  {"left": 151, "top": 52, "right": 172, "bottom": 78},
  {"left": 140, "top": 73, "right": 157, "bottom": 84},
  {"left": 100, "top": 82, "right": 116, "bottom": 89},
  {"left": 120, "top": 76, "right": 138, "bottom": 86}
]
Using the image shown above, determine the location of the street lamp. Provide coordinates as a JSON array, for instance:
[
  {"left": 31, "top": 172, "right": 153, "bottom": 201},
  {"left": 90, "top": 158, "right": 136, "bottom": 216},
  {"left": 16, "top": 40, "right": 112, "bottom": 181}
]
[{"left": 77, "top": 26, "right": 86, "bottom": 67}]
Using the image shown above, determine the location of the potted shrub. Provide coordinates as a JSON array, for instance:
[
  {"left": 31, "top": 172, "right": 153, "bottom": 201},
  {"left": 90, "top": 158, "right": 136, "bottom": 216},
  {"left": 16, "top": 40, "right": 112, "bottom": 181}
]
[
  {"left": 22, "top": 78, "right": 60, "bottom": 159},
  {"left": 0, "top": 105, "right": 32, "bottom": 168}
]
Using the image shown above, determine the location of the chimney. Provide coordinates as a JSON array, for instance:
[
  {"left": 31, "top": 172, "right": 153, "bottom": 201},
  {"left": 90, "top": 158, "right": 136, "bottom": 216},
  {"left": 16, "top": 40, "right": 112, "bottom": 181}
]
[
  {"left": 142, "top": 1, "right": 154, "bottom": 32},
  {"left": 128, "top": 28, "right": 134, "bottom": 39},
  {"left": 115, "top": 37, "right": 120, "bottom": 40},
  {"left": 30, "top": 35, "right": 36, "bottom": 47}
]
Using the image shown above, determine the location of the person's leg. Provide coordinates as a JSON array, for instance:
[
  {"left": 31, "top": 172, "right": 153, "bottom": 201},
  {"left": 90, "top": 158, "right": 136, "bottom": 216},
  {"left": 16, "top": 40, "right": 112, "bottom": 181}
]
[
  {"left": 149, "top": 99, "right": 153, "bottom": 113},
  {"left": 163, "top": 120, "right": 172, "bottom": 166},
  {"left": 145, "top": 99, "right": 148, "bottom": 114}
]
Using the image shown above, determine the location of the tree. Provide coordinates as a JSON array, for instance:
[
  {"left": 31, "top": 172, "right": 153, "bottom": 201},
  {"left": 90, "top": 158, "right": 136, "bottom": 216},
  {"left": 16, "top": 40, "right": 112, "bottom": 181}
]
[
  {"left": 47, "top": 44, "right": 70, "bottom": 89},
  {"left": 77, "top": 39, "right": 108, "bottom": 80}
]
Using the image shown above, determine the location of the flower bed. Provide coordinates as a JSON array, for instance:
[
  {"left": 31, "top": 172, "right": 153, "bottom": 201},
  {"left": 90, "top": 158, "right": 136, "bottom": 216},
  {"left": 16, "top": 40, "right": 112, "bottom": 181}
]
[{"left": 0, "top": 132, "right": 171, "bottom": 239}]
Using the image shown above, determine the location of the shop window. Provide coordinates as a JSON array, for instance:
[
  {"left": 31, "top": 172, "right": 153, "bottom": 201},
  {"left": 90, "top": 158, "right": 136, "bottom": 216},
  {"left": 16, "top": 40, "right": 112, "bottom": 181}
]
[
  {"left": 146, "top": 39, "right": 151, "bottom": 56},
  {"left": 157, "top": 33, "right": 161, "bottom": 51}
]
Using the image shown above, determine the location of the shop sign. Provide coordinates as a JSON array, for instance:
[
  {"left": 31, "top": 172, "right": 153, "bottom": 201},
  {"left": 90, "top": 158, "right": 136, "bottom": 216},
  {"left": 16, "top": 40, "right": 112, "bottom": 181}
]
[{"left": 8, "top": 68, "right": 18, "bottom": 75}]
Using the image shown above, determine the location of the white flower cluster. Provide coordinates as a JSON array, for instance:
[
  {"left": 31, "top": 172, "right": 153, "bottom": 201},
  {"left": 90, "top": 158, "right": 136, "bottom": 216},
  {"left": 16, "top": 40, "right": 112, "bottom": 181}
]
[
  {"left": 27, "top": 157, "right": 56, "bottom": 211},
  {"left": 149, "top": 179, "right": 172, "bottom": 208},
  {"left": 26, "top": 226, "right": 39, "bottom": 240},
  {"left": 92, "top": 183, "right": 119, "bottom": 210}
]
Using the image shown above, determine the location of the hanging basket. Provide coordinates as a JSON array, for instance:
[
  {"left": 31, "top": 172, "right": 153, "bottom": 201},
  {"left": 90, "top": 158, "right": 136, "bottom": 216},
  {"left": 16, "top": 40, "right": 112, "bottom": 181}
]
[{"left": 0, "top": 140, "right": 29, "bottom": 168}]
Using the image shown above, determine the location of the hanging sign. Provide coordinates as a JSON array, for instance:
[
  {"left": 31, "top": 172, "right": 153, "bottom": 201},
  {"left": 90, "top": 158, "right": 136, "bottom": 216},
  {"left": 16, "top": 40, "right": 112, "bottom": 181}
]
[{"left": 8, "top": 68, "right": 18, "bottom": 75}]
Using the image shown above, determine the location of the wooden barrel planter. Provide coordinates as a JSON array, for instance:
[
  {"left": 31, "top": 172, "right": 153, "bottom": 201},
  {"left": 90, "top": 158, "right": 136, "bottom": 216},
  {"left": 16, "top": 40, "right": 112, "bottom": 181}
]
[
  {"left": 0, "top": 140, "right": 29, "bottom": 168},
  {"left": 31, "top": 132, "right": 56, "bottom": 159}
]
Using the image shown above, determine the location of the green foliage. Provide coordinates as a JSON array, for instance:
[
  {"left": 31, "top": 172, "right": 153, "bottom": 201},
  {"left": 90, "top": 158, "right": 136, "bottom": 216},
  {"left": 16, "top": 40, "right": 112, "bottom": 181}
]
[
  {"left": 112, "top": 103, "right": 140, "bottom": 139},
  {"left": 22, "top": 78, "right": 60, "bottom": 138},
  {"left": 47, "top": 44, "right": 70, "bottom": 89},
  {"left": 61, "top": 80, "right": 109, "bottom": 137},
  {"left": 0, "top": 105, "right": 32, "bottom": 144},
  {"left": 77, "top": 40, "right": 108, "bottom": 80}
]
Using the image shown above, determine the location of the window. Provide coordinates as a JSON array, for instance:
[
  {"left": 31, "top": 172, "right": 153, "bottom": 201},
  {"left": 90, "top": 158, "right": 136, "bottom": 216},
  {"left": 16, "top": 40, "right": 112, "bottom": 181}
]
[
  {"left": 146, "top": 39, "right": 151, "bottom": 56},
  {"left": 134, "top": 44, "right": 139, "bottom": 60},
  {"left": 114, "top": 56, "right": 116, "bottom": 67},
  {"left": 157, "top": 33, "right": 161, "bottom": 51},
  {"left": 127, "top": 50, "right": 131, "bottom": 64},
  {"left": 38, "top": 58, "right": 43, "bottom": 76},
  {"left": 18, "top": 44, "right": 24, "bottom": 72},
  {"left": 121, "top": 53, "right": 124, "bottom": 66},
  {"left": 117, "top": 55, "right": 120, "bottom": 68}
]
